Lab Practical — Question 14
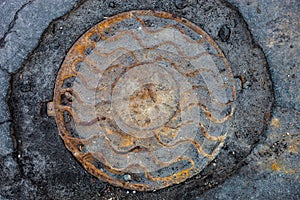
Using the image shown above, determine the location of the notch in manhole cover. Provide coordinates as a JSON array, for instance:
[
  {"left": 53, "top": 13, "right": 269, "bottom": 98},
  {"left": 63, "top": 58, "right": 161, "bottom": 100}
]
[{"left": 47, "top": 10, "right": 236, "bottom": 191}]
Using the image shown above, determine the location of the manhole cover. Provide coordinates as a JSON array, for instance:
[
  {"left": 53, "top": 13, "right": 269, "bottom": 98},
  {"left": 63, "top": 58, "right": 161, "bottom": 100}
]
[{"left": 47, "top": 10, "right": 235, "bottom": 191}]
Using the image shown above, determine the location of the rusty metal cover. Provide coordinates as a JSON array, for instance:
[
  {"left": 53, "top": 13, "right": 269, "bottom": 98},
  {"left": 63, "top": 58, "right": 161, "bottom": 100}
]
[{"left": 48, "top": 10, "right": 236, "bottom": 191}]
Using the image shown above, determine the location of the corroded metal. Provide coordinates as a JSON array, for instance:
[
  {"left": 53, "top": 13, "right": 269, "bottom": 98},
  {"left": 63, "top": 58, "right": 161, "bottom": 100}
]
[{"left": 48, "top": 10, "right": 236, "bottom": 191}]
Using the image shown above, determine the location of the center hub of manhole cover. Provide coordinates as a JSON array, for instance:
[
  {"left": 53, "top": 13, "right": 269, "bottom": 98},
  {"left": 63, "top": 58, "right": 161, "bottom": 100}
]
[{"left": 48, "top": 10, "right": 235, "bottom": 191}]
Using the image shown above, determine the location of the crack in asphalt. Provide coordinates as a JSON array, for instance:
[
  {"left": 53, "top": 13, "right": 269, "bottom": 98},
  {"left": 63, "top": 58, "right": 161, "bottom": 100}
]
[{"left": 0, "top": 0, "right": 35, "bottom": 49}]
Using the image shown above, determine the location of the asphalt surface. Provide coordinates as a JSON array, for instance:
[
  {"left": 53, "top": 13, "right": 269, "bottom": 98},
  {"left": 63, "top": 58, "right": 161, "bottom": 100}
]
[{"left": 0, "top": 0, "right": 299, "bottom": 199}]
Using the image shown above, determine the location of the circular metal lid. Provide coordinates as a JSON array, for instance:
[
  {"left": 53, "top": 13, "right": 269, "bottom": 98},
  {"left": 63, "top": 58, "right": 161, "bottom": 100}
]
[{"left": 48, "top": 10, "right": 236, "bottom": 191}]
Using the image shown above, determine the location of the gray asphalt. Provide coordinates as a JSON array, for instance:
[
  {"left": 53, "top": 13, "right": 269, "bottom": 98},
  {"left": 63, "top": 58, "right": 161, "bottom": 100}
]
[{"left": 0, "top": 0, "right": 299, "bottom": 199}]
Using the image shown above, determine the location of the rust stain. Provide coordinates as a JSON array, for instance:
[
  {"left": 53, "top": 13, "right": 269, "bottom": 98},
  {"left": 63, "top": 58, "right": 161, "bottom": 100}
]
[
  {"left": 271, "top": 161, "right": 297, "bottom": 174},
  {"left": 47, "top": 101, "right": 55, "bottom": 117},
  {"left": 288, "top": 144, "right": 298, "bottom": 154},
  {"left": 271, "top": 163, "right": 281, "bottom": 171},
  {"left": 271, "top": 117, "right": 280, "bottom": 128},
  {"left": 119, "top": 136, "right": 135, "bottom": 148}
]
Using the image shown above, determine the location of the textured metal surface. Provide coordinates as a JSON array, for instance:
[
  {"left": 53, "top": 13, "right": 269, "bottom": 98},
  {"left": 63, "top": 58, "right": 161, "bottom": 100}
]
[{"left": 48, "top": 10, "right": 236, "bottom": 191}]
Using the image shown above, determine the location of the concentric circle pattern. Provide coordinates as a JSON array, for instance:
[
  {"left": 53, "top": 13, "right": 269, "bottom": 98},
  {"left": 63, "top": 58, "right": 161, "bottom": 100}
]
[{"left": 51, "top": 10, "right": 236, "bottom": 191}]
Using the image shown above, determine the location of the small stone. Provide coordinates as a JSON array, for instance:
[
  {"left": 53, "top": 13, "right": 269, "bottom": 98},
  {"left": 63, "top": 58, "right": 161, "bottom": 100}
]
[
  {"left": 218, "top": 25, "right": 231, "bottom": 42},
  {"left": 108, "top": 1, "right": 116, "bottom": 8},
  {"left": 235, "top": 77, "right": 242, "bottom": 91},
  {"left": 123, "top": 174, "right": 132, "bottom": 181},
  {"left": 174, "top": 0, "right": 188, "bottom": 9},
  {"left": 243, "top": 81, "right": 252, "bottom": 89},
  {"left": 20, "top": 83, "right": 31, "bottom": 92}
]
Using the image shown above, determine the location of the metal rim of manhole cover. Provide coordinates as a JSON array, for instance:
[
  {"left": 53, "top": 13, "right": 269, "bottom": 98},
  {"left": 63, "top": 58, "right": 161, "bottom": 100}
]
[{"left": 47, "top": 10, "right": 236, "bottom": 191}]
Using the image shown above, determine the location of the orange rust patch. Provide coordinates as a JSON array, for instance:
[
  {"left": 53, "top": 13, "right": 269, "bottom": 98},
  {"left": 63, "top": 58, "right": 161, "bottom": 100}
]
[
  {"left": 271, "top": 163, "right": 281, "bottom": 171},
  {"left": 271, "top": 162, "right": 297, "bottom": 174},
  {"left": 119, "top": 136, "right": 135, "bottom": 148},
  {"left": 288, "top": 142, "right": 299, "bottom": 154},
  {"left": 271, "top": 117, "right": 280, "bottom": 128}
]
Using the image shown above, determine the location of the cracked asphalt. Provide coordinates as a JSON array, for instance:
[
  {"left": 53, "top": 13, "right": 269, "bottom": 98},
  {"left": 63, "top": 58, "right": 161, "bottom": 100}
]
[{"left": 0, "top": 0, "right": 299, "bottom": 199}]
